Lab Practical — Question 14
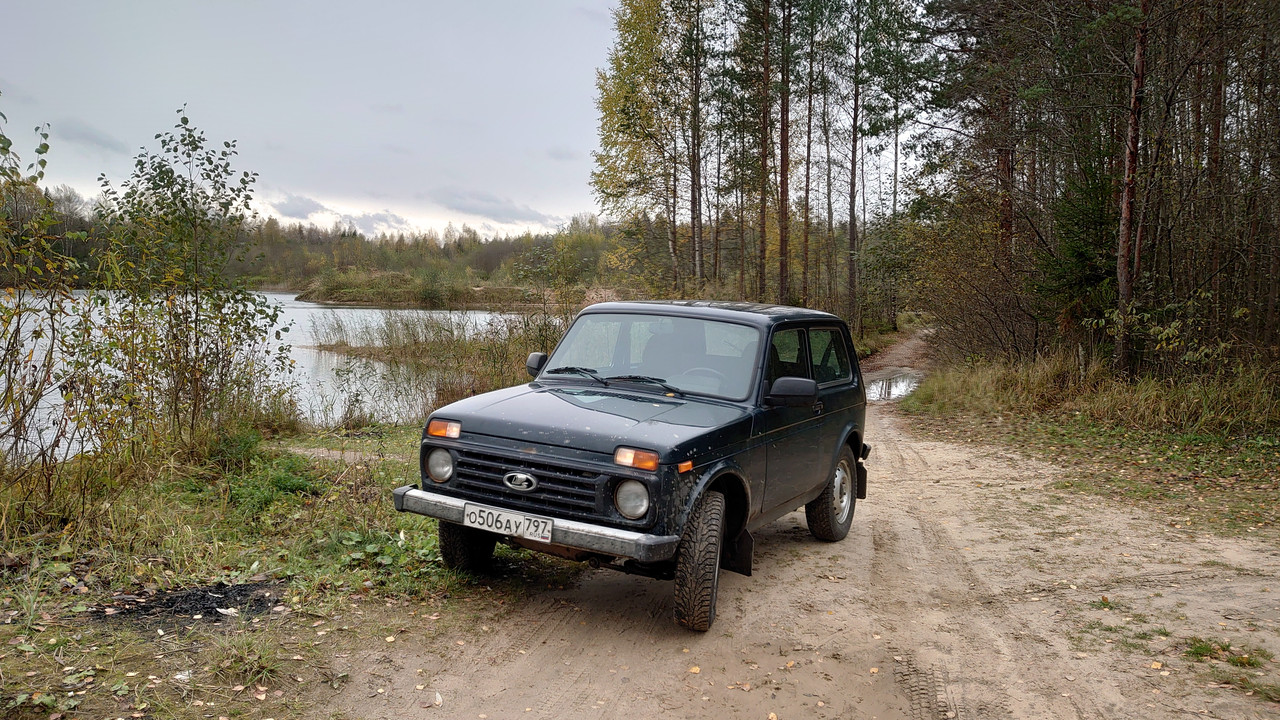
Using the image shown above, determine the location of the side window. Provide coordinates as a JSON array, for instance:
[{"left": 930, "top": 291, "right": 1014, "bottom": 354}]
[
  {"left": 808, "top": 328, "right": 852, "bottom": 385},
  {"left": 766, "top": 328, "right": 810, "bottom": 384}
]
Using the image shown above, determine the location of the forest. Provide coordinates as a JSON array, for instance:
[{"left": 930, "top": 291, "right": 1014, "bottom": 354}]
[{"left": 591, "top": 0, "right": 1280, "bottom": 376}]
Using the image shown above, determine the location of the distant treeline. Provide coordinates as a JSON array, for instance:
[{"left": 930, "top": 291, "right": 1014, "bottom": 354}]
[{"left": 8, "top": 184, "right": 914, "bottom": 327}]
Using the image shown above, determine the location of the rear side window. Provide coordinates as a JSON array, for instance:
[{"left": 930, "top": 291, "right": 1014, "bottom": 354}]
[{"left": 809, "top": 328, "right": 851, "bottom": 385}]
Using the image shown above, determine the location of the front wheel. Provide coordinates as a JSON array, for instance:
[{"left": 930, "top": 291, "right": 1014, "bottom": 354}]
[
  {"left": 673, "top": 490, "right": 726, "bottom": 632},
  {"left": 438, "top": 521, "right": 497, "bottom": 573},
  {"left": 805, "top": 446, "right": 856, "bottom": 542}
]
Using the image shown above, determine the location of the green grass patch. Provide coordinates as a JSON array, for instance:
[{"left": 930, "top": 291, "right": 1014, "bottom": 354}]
[
  {"left": 1185, "top": 636, "right": 1230, "bottom": 661},
  {"left": 0, "top": 428, "right": 583, "bottom": 719},
  {"left": 1210, "top": 669, "right": 1280, "bottom": 702}
]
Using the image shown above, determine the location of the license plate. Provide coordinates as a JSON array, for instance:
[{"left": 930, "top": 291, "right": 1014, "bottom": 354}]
[{"left": 462, "top": 503, "right": 553, "bottom": 543}]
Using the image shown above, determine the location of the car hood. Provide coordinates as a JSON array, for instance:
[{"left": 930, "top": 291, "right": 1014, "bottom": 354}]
[{"left": 433, "top": 383, "right": 751, "bottom": 460}]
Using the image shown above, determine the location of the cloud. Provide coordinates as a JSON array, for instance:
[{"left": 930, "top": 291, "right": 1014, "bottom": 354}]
[
  {"left": 381, "top": 143, "right": 414, "bottom": 157},
  {"left": 370, "top": 102, "right": 405, "bottom": 114},
  {"left": 336, "top": 210, "right": 414, "bottom": 237},
  {"left": 272, "top": 193, "right": 328, "bottom": 219},
  {"left": 573, "top": 5, "right": 610, "bottom": 24},
  {"left": 428, "top": 186, "right": 552, "bottom": 225},
  {"left": 0, "top": 79, "right": 36, "bottom": 104},
  {"left": 55, "top": 118, "right": 128, "bottom": 155},
  {"left": 547, "top": 145, "right": 580, "bottom": 162}
]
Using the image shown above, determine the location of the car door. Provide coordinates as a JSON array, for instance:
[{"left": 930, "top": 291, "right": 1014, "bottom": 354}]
[
  {"left": 757, "top": 325, "right": 824, "bottom": 512},
  {"left": 807, "top": 325, "right": 859, "bottom": 472}
]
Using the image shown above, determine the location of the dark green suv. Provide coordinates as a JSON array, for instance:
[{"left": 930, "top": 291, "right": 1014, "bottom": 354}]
[{"left": 394, "top": 301, "right": 869, "bottom": 631}]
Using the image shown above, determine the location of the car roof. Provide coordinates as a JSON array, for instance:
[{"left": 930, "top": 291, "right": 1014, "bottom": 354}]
[{"left": 578, "top": 300, "right": 843, "bottom": 329}]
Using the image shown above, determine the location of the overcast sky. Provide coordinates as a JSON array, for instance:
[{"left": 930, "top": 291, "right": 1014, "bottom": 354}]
[{"left": 0, "top": 1, "right": 617, "bottom": 237}]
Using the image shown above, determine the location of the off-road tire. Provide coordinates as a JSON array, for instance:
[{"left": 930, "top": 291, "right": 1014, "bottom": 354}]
[
  {"left": 438, "top": 521, "right": 497, "bottom": 573},
  {"left": 673, "top": 490, "right": 726, "bottom": 631},
  {"left": 805, "top": 446, "right": 856, "bottom": 542}
]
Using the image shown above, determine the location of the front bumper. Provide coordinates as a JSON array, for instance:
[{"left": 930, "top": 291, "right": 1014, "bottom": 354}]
[{"left": 393, "top": 485, "right": 680, "bottom": 564}]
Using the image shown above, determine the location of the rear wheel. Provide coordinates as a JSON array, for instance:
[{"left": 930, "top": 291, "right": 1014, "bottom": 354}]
[
  {"left": 438, "top": 521, "right": 497, "bottom": 573},
  {"left": 805, "top": 446, "right": 856, "bottom": 541},
  {"left": 673, "top": 490, "right": 726, "bottom": 632}
]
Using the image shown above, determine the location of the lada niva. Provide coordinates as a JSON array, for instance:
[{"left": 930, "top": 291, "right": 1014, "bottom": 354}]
[{"left": 394, "top": 300, "right": 870, "bottom": 630}]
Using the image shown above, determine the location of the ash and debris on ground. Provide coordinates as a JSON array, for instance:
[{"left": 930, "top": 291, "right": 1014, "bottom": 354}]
[{"left": 93, "top": 580, "right": 284, "bottom": 625}]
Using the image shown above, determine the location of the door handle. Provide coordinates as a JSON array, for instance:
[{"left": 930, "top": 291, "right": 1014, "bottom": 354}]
[{"left": 812, "top": 401, "right": 824, "bottom": 415}]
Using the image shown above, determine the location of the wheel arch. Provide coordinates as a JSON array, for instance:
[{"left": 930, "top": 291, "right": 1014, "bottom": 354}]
[{"left": 682, "top": 464, "right": 753, "bottom": 576}]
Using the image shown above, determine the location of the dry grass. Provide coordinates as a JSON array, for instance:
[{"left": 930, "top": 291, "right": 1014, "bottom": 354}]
[{"left": 905, "top": 351, "right": 1279, "bottom": 437}]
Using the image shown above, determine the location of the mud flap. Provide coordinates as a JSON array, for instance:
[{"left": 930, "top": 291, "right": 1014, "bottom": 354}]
[
  {"left": 722, "top": 528, "right": 753, "bottom": 577},
  {"left": 856, "top": 462, "right": 868, "bottom": 500}
]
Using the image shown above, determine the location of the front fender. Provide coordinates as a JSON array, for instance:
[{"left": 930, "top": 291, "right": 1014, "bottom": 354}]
[{"left": 677, "top": 458, "right": 752, "bottom": 532}]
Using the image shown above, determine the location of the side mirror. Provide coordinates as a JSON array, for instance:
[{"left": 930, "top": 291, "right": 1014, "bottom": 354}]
[
  {"left": 765, "top": 376, "right": 818, "bottom": 407},
  {"left": 526, "top": 352, "right": 548, "bottom": 378}
]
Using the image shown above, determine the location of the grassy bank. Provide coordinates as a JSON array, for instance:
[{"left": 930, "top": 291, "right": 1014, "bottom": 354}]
[
  {"left": 902, "top": 353, "right": 1280, "bottom": 536},
  {"left": 0, "top": 428, "right": 576, "bottom": 719},
  {"left": 296, "top": 269, "right": 535, "bottom": 308}
]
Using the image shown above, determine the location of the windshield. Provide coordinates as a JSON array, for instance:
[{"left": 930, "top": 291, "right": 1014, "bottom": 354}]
[{"left": 542, "top": 312, "right": 762, "bottom": 401}]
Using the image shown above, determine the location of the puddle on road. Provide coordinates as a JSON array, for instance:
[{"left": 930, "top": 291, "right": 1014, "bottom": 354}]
[{"left": 866, "top": 374, "right": 919, "bottom": 402}]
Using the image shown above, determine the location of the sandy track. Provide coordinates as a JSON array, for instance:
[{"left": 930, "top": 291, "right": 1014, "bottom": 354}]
[{"left": 317, "top": 346, "right": 1280, "bottom": 720}]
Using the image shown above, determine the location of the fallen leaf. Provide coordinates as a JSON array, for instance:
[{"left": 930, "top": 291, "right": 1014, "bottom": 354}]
[
  {"left": 1151, "top": 662, "right": 1163, "bottom": 669},
  {"left": 870, "top": 667, "right": 879, "bottom": 674},
  {"left": 215, "top": 608, "right": 239, "bottom": 617},
  {"left": 689, "top": 666, "right": 701, "bottom": 674},
  {"left": 386, "top": 636, "right": 396, "bottom": 643}
]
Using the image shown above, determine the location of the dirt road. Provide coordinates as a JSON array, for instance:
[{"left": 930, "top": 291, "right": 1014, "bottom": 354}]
[{"left": 319, "top": 337, "right": 1280, "bottom": 719}]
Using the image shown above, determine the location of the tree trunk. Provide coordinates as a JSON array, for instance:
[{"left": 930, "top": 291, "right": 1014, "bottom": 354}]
[
  {"left": 689, "top": 6, "right": 705, "bottom": 286},
  {"left": 669, "top": 160, "right": 681, "bottom": 291},
  {"left": 802, "top": 27, "right": 815, "bottom": 307},
  {"left": 757, "top": 0, "right": 771, "bottom": 302},
  {"left": 847, "top": 0, "right": 863, "bottom": 333},
  {"left": 1116, "top": 0, "right": 1150, "bottom": 375},
  {"left": 822, "top": 51, "right": 835, "bottom": 311},
  {"left": 778, "top": 0, "right": 792, "bottom": 304}
]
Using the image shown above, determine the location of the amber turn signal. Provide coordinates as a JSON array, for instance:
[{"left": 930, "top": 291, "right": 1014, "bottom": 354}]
[
  {"left": 427, "top": 419, "right": 461, "bottom": 438},
  {"left": 677, "top": 460, "right": 693, "bottom": 473},
  {"left": 614, "top": 447, "right": 660, "bottom": 471}
]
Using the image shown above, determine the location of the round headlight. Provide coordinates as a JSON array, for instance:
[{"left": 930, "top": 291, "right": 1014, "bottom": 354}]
[
  {"left": 614, "top": 479, "right": 650, "bottom": 519},
  {"left": 426, "top": 448, "right": 454, "bottom": 483}
]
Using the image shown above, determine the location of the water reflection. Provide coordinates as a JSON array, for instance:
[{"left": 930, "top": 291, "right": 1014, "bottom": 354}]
[
  {"left": 263, "top": 292, "right": 500, "bottom": 425},
  {"left": 866, "top": 374, "right": 919, "bottom": 402}
]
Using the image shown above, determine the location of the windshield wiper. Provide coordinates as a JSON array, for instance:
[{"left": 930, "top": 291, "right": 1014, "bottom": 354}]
[
  {"left": 544, "top": 366, "right": 608, "bottom": 385},
  {"left": 604, "top": 374, "right": 682, "bottom": 395}
]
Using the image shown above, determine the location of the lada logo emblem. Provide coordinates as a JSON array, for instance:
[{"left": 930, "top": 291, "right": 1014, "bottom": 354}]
[{"left": 503, "top": 471, "right": 539, "bottom": 492}]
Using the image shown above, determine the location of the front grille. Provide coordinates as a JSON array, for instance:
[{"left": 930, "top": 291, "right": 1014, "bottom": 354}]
[{"left": 450, "top": 448, "right": 605, "bottom": 520}]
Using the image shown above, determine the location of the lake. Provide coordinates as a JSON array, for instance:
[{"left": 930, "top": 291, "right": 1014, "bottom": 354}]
[{"left": 261, "top": 292, "right": 503, "bottom": 425}]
